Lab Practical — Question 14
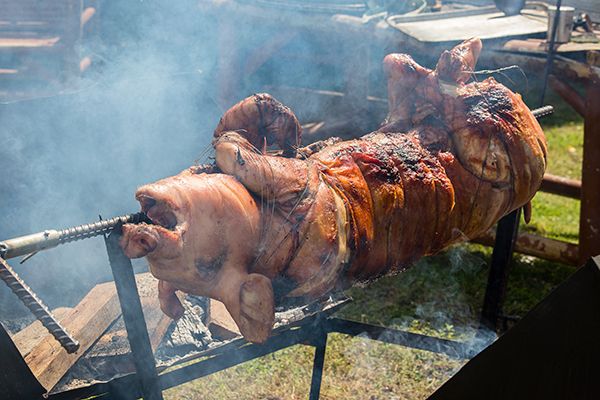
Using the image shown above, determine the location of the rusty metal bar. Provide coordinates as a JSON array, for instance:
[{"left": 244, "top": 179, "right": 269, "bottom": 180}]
[
  {"left": 540, "top": 173, "right": 581, "bottom": 200},
  {"left": 481, "top": 209, "right": 521, "bottom": 332},
  {"left": 579, "top": 82, "right": 600, "bottom": 263},
  {"left": 0, "top": 213, "right": 150, "bottom": 260}
]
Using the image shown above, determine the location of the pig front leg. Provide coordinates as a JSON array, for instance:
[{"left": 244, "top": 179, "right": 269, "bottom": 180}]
[{"left": 158, "top": 279, "right": 185, "bottom": 320}]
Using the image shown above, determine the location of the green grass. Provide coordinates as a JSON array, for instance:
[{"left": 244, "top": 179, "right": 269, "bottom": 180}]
[{"left": 165, "top": 87, "right": 583, "bottom": 399}]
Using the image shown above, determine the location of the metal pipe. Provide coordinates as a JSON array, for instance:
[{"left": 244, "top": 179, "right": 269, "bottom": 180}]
[
  {"left": 0, "top": 257, "right": 79, "bottom": 353},
  {"left": 531, "top": 105, "right": 554, "bottom": 120},
  {"left": 0, "top": 212, "right": 150, "bottom": 260},
  {"left": 540, "top": 0, "right": 563, "bottom": 106}
]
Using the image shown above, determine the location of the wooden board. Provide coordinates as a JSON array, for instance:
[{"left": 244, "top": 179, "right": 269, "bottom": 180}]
[
  {"left": 0, "top": 37, "right": 60, "bottom": 48},
  {"left": 24, "top": 281, "right": 121, "bottom": 390},
  {"left": 207, "top": 299, "right": 240, "bottom": 340}
]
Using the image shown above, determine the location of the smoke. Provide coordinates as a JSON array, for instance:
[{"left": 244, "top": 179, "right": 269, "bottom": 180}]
[
  {"left": 0, "top": 1, "right": 384, "bottom": 319},
  {"left": 0, "top": 1, "right": 225, "bottom": 317}
]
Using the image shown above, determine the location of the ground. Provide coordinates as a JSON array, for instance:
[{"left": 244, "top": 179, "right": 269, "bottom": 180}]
[{"left": 163, "top": 86, "right": 583, "bottom": 400}]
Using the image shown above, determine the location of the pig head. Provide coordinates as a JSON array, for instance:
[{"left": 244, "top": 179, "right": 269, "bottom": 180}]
[{"left": 120, "top": 168, "right": 274, "bottom": 343}]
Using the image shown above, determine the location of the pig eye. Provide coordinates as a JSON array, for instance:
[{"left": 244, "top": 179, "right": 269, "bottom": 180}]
[{"left": 194, "top": 258, "right": 222, "bottom": 281}]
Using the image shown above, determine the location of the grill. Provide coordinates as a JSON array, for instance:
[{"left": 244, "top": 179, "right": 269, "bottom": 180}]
[{"left": 0, "top": 106, "right": 566, "bottom": 399}]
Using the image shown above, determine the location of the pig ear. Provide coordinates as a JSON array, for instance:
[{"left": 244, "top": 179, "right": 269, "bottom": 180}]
[
  {"left": 435, "top": 38, "right": 482, "bottom": 84},
  {"left": 214, "top": 132, "right": 309, "bottom": 205},
  {"left": 234, "top": 273, "right": 275, "bottom": 344}
]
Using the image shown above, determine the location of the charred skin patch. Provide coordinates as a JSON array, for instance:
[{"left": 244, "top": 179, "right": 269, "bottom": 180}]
[
  {"left": 463, "top": 84, "right": 513, "bottom": 125},
  {"left": 194, "top": 252, "right": 226, "bottom": 281}
]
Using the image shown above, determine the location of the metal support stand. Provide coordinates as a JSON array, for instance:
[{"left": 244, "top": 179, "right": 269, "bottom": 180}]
[
  {"left": 105, "top": 229, "right": 164, "bottom": 400},
  {"left": 308, "top": 326, "right": 328, "bottom": 400},
  {"left": 480, "top": 208, "right": 521, "bottom": 332}
]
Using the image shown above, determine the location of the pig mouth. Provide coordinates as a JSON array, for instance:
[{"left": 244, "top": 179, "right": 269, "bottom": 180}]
[
  {"left": 120, "top": 192, "right": 183, "bottom": 259},
  {"left": 137, "top": 194, "right": 179, "bottom": 232}
]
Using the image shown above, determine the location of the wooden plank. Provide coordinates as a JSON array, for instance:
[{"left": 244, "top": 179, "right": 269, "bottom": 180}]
[
  {"left": 12, "top": 307, "right": 72, "bottom": 358},
  {"left": 503, "top": 38, "right": 600, "bottom": 54},
  {"left": 0, "top": 37, "right": 60, "bottom": 48},
  {"left": 207, "top": 299, "right": 240, "bottom": 340},
  {"left": 484, "top": 50, "right": 600, "bottom": 83},
  {"left": 0, "top": 323, "right": 46, "bottom": 400},
  {"left": 87, "top": 296, "right": 171, "bottom": 359},
  {"left": 24, "top": 281, "right": 121, "bottom": 390}
]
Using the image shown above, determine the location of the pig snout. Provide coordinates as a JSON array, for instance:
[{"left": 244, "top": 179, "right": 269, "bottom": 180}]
[{"left": 120, "top": 223, "right": 160, "bottom": 258}]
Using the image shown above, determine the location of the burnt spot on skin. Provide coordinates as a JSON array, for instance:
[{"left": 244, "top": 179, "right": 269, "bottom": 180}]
[
  {"left": 236, "top": 147, "right": 246, "bottom": 165},
  {"left": 194, "top": 252, "right": 226, "bottom": 281},
  {"left": 463, "top": 84, "right": 512, "bottom": 125}
]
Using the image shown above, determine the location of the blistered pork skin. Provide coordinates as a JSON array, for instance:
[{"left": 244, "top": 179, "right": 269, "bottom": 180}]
[{"left": 214, "top": 38, "right": 547, "bottom": 298}]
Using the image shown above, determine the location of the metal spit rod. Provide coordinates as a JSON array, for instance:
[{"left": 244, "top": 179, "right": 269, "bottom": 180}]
[
  {"left": 0, "top": 212, "right": 150, "bottom": 354},
  {"left": 531, "top": 105, "right": 554, "bottom": 120},
  {"left": 0, "top": 104, "right": 552, "bottom": 356},
  {"left": 0, "top": 212, "right": 150, "bottom": 260}
]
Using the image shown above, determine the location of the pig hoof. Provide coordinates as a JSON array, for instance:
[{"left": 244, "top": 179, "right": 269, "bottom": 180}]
[{"left": 237, "top": 274, "right": 275, "bottom": 344}]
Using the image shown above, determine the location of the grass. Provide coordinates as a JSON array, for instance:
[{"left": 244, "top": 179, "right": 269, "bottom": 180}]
[{"left": 164, "top": 88, "right": 583, "bottom": 399}]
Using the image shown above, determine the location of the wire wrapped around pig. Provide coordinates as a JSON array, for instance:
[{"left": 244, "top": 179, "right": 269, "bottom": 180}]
[{"left": 120, "top": 38, "right": 547, "bottom": 343}]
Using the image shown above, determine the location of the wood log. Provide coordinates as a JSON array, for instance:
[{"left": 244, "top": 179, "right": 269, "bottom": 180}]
[
  {"left": 12, "top": 307, "right": 72, "bottom": 358},
  {"left": 24, "top": 281, "right": 121, "bottom": 390}
]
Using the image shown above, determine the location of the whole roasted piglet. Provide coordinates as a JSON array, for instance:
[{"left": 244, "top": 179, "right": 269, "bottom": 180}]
[{"left": 120, "top": 38, "right": 547, "bottom": 343}]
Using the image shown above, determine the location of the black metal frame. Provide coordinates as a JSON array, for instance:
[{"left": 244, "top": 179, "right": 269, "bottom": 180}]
[
  {"left": 45, "top": 222, "right": 511, "bottom": 400},
  {"left": 37, "top": 226, "right": 473, "bottom": 400},
  {"left": 480, "top": 209, "right": 521, "bottom": 332},
  {"left": 49, "top": 315, "right": 471, "bottom": 400}
]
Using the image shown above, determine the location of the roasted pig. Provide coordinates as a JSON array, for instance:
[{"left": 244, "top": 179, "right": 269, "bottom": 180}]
[{"left": 120, "top": 38, "right": 547, "bottom": 343}]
